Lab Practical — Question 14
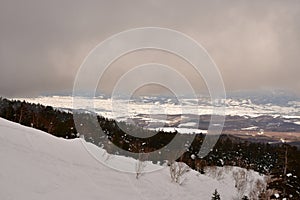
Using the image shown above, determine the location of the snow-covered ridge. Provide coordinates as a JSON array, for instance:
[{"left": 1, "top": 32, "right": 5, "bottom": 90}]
[{"left": 0, "top": 118, "right": 266, "bottom": 199}]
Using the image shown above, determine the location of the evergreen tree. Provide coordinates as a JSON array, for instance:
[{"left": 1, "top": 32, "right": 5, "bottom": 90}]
[
  {"left": 211, "top": 189, "right": 221, "bottom": 200},
  {"left": 242, "top": 196, "right": 249, "bottom": 200}
]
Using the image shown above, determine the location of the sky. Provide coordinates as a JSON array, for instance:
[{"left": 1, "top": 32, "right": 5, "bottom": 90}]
[{"left": 0, "top": 0, "right": 299, "bottom": 97}]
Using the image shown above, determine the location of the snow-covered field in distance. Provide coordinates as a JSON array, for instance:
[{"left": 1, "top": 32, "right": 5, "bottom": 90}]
[
  {"left": 14, "top": 95, "right": 300, "bottom": 132},
  {"left": 0, "top": 117, "right": 266, "bottom": 199},
  {"left": 15, "top": 94, "right": 300, "bottom": 119}
]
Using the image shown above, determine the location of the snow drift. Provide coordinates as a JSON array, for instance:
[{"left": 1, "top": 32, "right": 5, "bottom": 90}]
[{"left": 0, "top": 118, "right": 266, "bottom": 199}]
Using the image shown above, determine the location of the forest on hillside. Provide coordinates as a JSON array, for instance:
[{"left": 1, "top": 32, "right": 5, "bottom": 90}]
[{"left": 0, "top": 97, "right": 299, "bottom": 199}]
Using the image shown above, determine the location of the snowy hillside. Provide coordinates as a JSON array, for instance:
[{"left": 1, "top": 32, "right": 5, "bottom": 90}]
[{"left": 0, "top": 118, "right": 266, "bottom": 200}]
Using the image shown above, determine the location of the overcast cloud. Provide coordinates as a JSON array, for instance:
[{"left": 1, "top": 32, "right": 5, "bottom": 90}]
[{"left": 0, "top": 0, "right": 299, "bottom": 97}]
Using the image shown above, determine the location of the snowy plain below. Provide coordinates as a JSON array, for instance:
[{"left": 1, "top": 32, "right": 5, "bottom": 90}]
[
  {"left": 15, "top": 95, "right": 300, "bottom": 120},
  {"left": 0, "top": 117, "right": 267, "bottom": 200}
]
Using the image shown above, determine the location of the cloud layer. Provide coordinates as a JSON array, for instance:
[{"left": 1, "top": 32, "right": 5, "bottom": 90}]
[{"left": 0, "top": 0, "right": 299, "bottom": 97}]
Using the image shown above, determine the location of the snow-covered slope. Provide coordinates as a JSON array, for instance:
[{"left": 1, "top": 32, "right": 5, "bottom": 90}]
[{"left": 0, "top": 118, "right": 265, "bottom": 200}]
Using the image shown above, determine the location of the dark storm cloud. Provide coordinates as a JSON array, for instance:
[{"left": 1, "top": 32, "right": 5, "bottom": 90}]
[{"left": 0, "top": 0, "right": 299, "bottom": 97}]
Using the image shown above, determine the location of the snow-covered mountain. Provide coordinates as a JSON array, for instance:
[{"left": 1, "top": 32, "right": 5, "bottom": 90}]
[{"left": 0, "top": 117, "right": 266, "bottom": 199}]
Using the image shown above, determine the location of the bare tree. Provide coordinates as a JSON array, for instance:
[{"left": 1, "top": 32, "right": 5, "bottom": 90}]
[
  {"left": 135, "top": 153, "right": 148, "bottom": 179},
  {"left": 283, "top": 144, "right": 288, "bottom": 196},
  {"left": 169, "top": 161, "right": 190, "bottom": 185}
]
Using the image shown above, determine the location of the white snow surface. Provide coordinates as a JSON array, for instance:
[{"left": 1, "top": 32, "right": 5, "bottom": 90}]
[
  {"left": 150, "top": 127, "right": 208, "bottom": 134},
  {"left": 0, "top": 118, "right": 266, "bottom": 200}
]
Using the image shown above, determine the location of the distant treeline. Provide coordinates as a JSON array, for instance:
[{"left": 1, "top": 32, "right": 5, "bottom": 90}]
[
  {"left": 0, "top": 97, "right": 77, "bottom": 138},
  {"left": 0, "top": 97, "right": 299, "bottom": 199}
]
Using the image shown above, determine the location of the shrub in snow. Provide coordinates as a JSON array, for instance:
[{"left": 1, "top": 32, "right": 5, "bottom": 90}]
[
  {"left": 206, "top": 166, "right": 267, "bottom": 199},
  {"left": 194, "top": 159, "right": 207, "bottom": 174},
  {"left": 206, "top": 166, "right": 224, "bottom": 180},
  {"left": 232, "top": 168, "right": 266, "bottom": 199},
  {"left": 199, "top": 168, "right": 205, "bottom": 174},
  {"left": 169, "top": 161, "right": 190, "bottom": 185}
]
